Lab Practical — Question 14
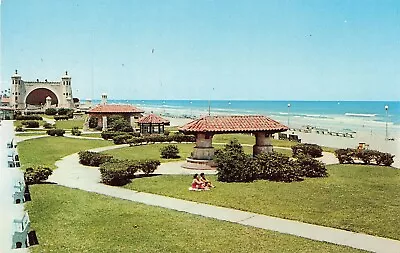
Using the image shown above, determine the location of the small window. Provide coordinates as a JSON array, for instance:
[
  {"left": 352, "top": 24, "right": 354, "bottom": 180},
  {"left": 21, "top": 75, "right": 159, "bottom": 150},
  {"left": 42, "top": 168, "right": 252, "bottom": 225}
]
[
  {"left": 18, "top": 93, "right": 20, "bottom": 95},
  {"left": 15, "top": 96, "right": 18, "bottom": 100}
]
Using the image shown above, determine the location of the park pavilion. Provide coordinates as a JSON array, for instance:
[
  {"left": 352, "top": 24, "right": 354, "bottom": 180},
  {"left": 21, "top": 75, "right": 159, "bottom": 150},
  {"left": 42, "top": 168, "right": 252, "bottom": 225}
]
[
  {"left": 179, "top": 115, "right": 288, "bottom": 167},
  {"left": 138, "top": 114, "right": 170, "bottom": 135}
]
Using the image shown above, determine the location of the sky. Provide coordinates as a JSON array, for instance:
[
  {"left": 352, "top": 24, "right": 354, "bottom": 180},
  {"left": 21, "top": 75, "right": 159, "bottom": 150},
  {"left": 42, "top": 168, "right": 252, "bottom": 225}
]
[{"left": 1, "top": 0, "right": 399, "bottom": 101}]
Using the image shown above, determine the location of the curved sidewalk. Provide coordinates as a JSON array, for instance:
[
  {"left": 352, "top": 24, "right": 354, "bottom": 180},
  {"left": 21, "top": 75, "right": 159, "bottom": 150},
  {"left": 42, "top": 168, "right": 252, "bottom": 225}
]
[{"left": 46, "top": 145, "right": 400, "bottom": 253}]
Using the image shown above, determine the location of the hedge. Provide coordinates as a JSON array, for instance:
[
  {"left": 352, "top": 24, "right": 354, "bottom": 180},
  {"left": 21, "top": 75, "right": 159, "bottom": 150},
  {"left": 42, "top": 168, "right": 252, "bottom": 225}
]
[
  {"left": 78, "top": 151, "right": 113, "bottom": 166},
  {"left": 292, "top": 143, "right": 323, "bottom": 158},
  {"left": 216, "top": 140, "right": 327, "bottom": 183},
  {"left": 71, "top": 127, "right": 81, "bottom": 136},
  {"left": 16, "top": 115, "right": 43, "bottom": 121},
  {"left": 126, "top": 134, "right": 196, "bottom": 146},
  {"left": 335, "top": 148, "right": 394, "bottom": 166},
  {"left": 45, "top": 108, "right": 57, "bottom": 115},
  {"left": 24, "top": 166, "right": 53, "bottom": 185},
  {"left": 99, "top": 159, "right": 160, "bottom": 186},
  {"left": 21, "top": 120, "right": 40, "bottom": 128},
  {"left": 101, "top": 131, "right": 140, "bottom": 140},
  {"left": 160, "top": 145, "right": 180, "bottom": 158},
  {"left": 46, "top": 129, "right": 66, "bottom": 136}
]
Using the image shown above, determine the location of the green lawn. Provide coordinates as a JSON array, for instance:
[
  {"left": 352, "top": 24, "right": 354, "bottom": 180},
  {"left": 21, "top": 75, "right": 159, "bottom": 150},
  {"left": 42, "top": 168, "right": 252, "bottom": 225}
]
[
  {"left": 55, "top": 119, "right": 85, "bottom": 129},
  {"left": 103, "top": 143, "right": 292, "bottom": 162},
  {"left": 213, "top": 133, "right": 336, "bottom": 153},
  {"left": 18, "top": 137, "right": 112, "bottom": 170},
  {"left": 25, "top": 184, "right": 362, "bottom": 252},
  {"left": 81, "top": 132, "right": 102, "bottom": 138},
  {"left": 16, "top": 132, "right": 47, "bottom": 136},
  {"left": 124, "top": 164, "right": 400, "bottom": 240}
]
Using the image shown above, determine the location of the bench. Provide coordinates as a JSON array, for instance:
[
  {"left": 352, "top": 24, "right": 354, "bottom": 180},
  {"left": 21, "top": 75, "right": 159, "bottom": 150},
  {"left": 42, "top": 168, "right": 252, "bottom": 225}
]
[
  {"left": 13, "top": 180, "right": 26, "bottom": 204},
  {"left": 12, "top": 212, "right": 30, "bottom": 249}
]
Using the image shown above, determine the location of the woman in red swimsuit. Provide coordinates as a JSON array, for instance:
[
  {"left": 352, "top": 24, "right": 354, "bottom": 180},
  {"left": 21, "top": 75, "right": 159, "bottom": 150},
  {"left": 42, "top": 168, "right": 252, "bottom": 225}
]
[{"left": 191, "top": 174, "right": 205, "bottom": 190}]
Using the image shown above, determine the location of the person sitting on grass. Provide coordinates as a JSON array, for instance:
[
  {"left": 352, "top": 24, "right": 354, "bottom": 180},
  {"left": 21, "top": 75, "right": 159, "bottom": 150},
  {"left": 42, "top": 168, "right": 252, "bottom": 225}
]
[
  {"left": 200, "top": 173, "right": 214, "bottom": 188},
  {"left": 191, "top": 173, "right": 208, "bottom": 191}
]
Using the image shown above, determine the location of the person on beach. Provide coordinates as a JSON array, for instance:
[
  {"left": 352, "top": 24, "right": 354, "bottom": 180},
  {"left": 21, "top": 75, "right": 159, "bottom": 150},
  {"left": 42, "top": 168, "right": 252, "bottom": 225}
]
[
  {"left": 191, "top": 174, "right": 208, "bottom": 190},
  {"left": 199, "top": 173, "right": 214, "bottom": 188}
]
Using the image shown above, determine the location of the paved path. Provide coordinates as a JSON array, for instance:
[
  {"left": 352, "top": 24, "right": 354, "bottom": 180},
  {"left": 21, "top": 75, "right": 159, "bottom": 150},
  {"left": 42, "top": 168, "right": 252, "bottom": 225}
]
[{"left": 46, "top": 144, "right": 400, "bottom": 252}]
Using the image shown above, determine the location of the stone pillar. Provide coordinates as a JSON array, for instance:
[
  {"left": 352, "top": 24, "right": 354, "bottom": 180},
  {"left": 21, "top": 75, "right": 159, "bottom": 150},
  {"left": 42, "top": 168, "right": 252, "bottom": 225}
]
[
  {"left": 253, "top": 132, "right": 273, "bottom": 156},
  {"left": 191, "top": 133, "right": 215, "bottom": 160},
  {"left": 102, "top": 116, "right": 107, "bottom": 131}
]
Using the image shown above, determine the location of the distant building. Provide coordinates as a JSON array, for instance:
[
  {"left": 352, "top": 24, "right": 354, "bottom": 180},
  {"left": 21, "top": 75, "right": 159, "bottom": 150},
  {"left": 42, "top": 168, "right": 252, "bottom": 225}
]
[
  {"left": 86, "top": 94, "right": 144, "bottom": 131},
  {"left": 138, "top": 114, "right": 170, "bottom": 134},
  {"left": 1, "top": 97, "right": 10, "bottom": 107},
  {"left": 10, "top": 70, "right": 75, "bottom": 110}
]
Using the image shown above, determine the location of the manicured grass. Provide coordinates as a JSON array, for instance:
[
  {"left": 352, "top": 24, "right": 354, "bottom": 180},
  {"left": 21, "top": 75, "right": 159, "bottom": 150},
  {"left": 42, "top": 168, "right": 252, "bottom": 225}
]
[
  {"left": 81, "top": 132, "right": 102, "bottom": 138},
  {"left": 25, "top": 184, "right": 362, "bottom": 252},
  {"left": 18, "top": 137, "right": 112, "bottom": 170},
  {"left": 16, "top": 132, "right": 47, "bottom": 136},
  {"left": 103, "top": 143, "right": 292, "bottom": 162},
  {"left": 55, "top": 119, "right": 85, "bottom": 129},
  {"left": 213, "top": 133, "right": 336, "bottom": 152},
  {"left": 124, "top": 164, "right": 400, "bottom": 240}
]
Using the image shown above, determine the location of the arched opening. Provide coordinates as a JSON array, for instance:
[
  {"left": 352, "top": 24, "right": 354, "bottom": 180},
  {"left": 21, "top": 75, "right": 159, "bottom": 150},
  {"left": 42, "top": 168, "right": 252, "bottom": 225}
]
[{"left": 25, "top": 88, "right": 58, "bottom": 106}]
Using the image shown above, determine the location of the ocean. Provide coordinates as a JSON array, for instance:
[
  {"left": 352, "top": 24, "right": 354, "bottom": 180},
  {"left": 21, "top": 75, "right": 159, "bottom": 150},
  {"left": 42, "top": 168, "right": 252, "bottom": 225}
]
[{"left": 97, "top": 100, "right": 400, "bottom": 137}]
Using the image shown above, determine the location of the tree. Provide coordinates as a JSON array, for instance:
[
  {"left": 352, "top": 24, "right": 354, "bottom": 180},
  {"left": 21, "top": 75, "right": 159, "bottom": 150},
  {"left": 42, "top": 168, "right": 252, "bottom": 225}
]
[{"left": 107, "top": 115, "right": 133, "bottom": 132}]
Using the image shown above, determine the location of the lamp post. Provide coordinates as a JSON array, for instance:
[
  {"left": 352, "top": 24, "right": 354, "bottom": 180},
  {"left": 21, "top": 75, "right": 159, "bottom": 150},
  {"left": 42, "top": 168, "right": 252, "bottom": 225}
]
[
  {"left": 287, "top": 103, "right": 291, "bottom": 129},
  {"left": 385, "top": 105, "right": 389, "bottom": 140}
]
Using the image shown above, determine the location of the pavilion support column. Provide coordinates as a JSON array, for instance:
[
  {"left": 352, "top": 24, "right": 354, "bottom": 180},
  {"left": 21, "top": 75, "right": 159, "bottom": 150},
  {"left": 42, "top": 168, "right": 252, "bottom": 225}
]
[
  {"left": 253, "top": 132, "right": 273, "bottom": 156},
  {"left": 130, "top": 116, "right": 136, "bottom": 131},
  {"left": 191, "top": 133, "right": 215, "bottom": 160},
  {"left": 102, "top": 116, "right": 108, "bottom": 131}
]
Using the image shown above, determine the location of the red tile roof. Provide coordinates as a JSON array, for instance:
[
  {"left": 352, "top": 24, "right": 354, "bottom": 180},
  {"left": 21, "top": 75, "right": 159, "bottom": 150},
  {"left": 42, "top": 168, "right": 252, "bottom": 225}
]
[
  {"left": 1, "top": 97, "right": 10, "bottom": 103},
  {"left": 138, "top": 114, "right": 170, "bottom": 124},
  {"left": 88, "top": 104, "right": 144, "bottom": 114},
  {"left": 179, "top": 115, "right": 288, "bottom": 134}
]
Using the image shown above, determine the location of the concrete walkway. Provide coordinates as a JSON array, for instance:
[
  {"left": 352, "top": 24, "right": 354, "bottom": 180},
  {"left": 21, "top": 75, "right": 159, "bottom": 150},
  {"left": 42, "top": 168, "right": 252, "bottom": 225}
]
[{"left": 46, "top": 144, "right": 400, "bottom": 252}]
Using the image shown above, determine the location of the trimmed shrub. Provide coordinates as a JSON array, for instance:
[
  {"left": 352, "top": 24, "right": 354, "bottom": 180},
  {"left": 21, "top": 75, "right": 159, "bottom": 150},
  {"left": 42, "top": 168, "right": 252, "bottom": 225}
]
[
  {"left": 54, "top": 115, "right": 69, "bottom": 121},
  {"left": 43, "top": 122, "right": 54, "bottom": 129},
  {"left": 24, "top": 166, "right": 53, "bottom": 185},
  {"left": 295, "top": 155, "right": 327, "bottom": 178},
  {"left": 160, "top": 145, "right": 180, "bottom": 158},
  {"left": 45, "top": 108, "right": 57, "bottom": 115},
  {"left": 15, "top": 126, "right": 24, "bottom": 132},
  {"left": 71, "top": 127, "right": 81, "bottom": 136},
  {"left": 99, "top": 162, "right": 131, "bottom": 186},
  {"left": 46, "top": 129, "right": 65, "bottom": 136},
  {"left": 138, "top": 160, "right": 161, "bottom": 175},
  {"left": 376, "top": 153, "right": 395, "bottom": 166},
  {"left": 255, "top": 152, "right": 303, "bottom": 182},
  {"left": 21, "top": 120, "right": 40, "bottom": 128},
  {"left": 292, "top": 143, "right": 323, "bottom": 158},
  {"left": 78, "top": 151, "right": 113, "bottom": 166},
  {"left": 334, "top": 148, "right": 356, "bottom": 164},
  {"left": 57, "top": 108, "right": 70, "bottom": 115},
  {"left": 164, "top": 129, "right": 170, "bottom": 136},
  {"left": 215, "top": 139, "right": 258, "bottom": 183},
  {"left": 113, "top": 134, "right": 135, "bottom": 145},
  {"left": 16, "top": 115, "right": 43, "bottom": 121}
]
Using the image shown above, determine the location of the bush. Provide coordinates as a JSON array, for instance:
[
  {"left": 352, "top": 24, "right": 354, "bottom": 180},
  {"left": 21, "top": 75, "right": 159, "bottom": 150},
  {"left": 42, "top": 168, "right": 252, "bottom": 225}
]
[
  {"left": 47, "top": 129, "right": 65, "bottom": 136},
  {"left": 99, "top": 162, "right": 131, "bottom": 186},
  {"left": 78, "top": 151, "right": 113, "bottom": 166},
  {"left": 16, "top": 115, "right": 43, "bottom": 121},
  {"left": 113, "top": 134, "right": 135, "bottom": 144},
  {"left": 54, "top": 115, "right": 69, "bottom": 121},
  {"left": 15, "top": 126, "right": 24, "bottom": 132},
  {"left": 255, "top": 152, "right": 303, "bottom": 182},
  {"left": 89, "top": 117, "right": 99, "bottom": 128},
  {"left": 43, "top": 122, "right": 54, "bottom": 129},
  {"left": 160, "top": 145, "right": 180, "bottom": 158},
  {"left": 376, "top": 153, "right": 395, "bottom": 166},
  {"left": 334, "top": 148, "right": 356, "bottom": 164},
  {"left": 335, "top": 148, "right": 395, "bottom": 166},
  {"left": 164, "top": 129, "right": 170, "bottom": 136},
  {"left": 215, "top": 139, "right": 258, "bottom": 183},
  {"left": 45, "top": 108, "right": 57, "bottom": 115},
  {"left": 107, "top": 115, "right": 133, "bottom": 132},
  {"left": 21, "top": 120, "right": 40, "bottom": 128},
  {"left": 295, "top": 155, "right": 327, "bottom": 178},
  {"left": 292, "top": 143, "right": 323, "bottom": 158},
  {"left": 71, "top": 127, "right": 81, "bottom": 136},
  {"left": 24, "top": 166, "right": 53, "bottom": 185},
  {"left": 57, "top": 108, "right": 69, "bottom": 115},
  {"left": 138, "top": 160, "right": 161, "bottom": 175}
]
